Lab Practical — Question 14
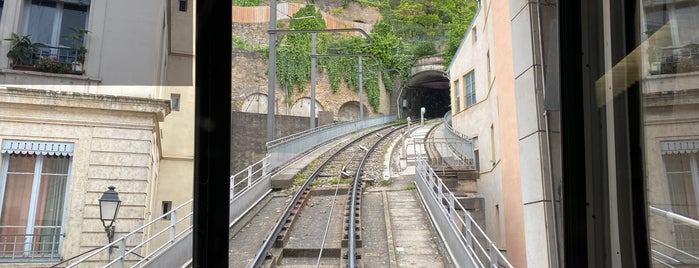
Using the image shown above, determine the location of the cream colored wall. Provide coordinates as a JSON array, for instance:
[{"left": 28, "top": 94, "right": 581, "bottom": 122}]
[
  {"left": 146, "top": 1, "right": 195, "bottom": 253},
  {"left": 0, "top": 0, "right": 167, "bottom": 98},
  {"left": 643, "top": 75, "right": 699, "bottom": 255},
  {"left": 449, "top": 3, "right": 506, "bottom": 247},
  {"left": 0, "top": 87, "right": 168, "bottom": 267},
  {"left": 492, "top": 0, "right": 526, "bottom": 266}
]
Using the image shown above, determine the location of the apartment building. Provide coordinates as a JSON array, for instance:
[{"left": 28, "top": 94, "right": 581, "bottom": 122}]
[
  {"left": 0, "top": 0, "right": 193, "bottom": 265},
  {"left": 451, "top": 0, "right": 699, "bottom": 267}
]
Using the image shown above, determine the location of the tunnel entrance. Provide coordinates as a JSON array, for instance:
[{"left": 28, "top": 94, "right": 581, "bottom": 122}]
[
  {"left": 403, "top": 87, "right": 451, "bottom": 119},
  {"left": 401, "top": 69, "right": 451, "bottom": 120}
]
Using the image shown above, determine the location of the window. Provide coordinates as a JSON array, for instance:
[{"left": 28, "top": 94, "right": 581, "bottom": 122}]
[
  {"left": 486, "top": 51, "right": 491, "bottom": 86},
  {"left": 162, "top": 201, "right": 172, "bottom": 220},
  {"left": 23, "top": 0, "right": 89, "bottom": 65},
  {"left": 464, "top": 71, "right": 476, "bottom": 107},
  {"left": 171, "top": 94, "right": 181, "bottom": 111},
  {"left": 490, "top": 124, "right": 495, "bottom": 162},
  {"left": 472, "top": 137, "right": 479, "bottom": 171},
  {"left": 0, "top": 1, "right": 5, "bottom": 22},
  {"left": 454, "top": 80, "right": 461, "bottom": 112},
  {"left": 662, "top": 146, "right": 699, "bottom": 255},
  {"left": 178, "top": 0, "right": 187, "bottom": 12},
  {"left": 0, "top": 140, "right": 73, "bottom": 260},
  {"left": 472, "top": 27, "right": 477, "bottom": 43}
]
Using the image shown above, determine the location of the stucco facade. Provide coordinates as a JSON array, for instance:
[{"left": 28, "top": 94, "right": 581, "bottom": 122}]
[
  {"left": 448, "top": 3, "right": 506, "bottom": 249},
  {"left": 449, "top": 0, "right": 562, "bottom": 267},
  {"left": 0, "top": 88, "right": 168, "bottom": 266},
  {"left": 0, "top": 0, "right": 193, "bottom": 265}
]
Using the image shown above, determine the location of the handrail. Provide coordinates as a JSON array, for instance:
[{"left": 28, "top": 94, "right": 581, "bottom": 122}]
[
  {"left": 650, "top": 206, "right": 699, "bottom": 229},
  {"left": 415, "top": 153, "right": 512, "bottom": 268},
  {"left": 66, "top": 200, "right": 193, "bottom": 268},
  {"left": 266, "top": 115, "right": 395, "bottom": 148},
  {"left": 650, "top": 237, "right": 699, "bottom": 263},
  {"left": 443, "top": 111, "right": 471, "bottom": 141}
]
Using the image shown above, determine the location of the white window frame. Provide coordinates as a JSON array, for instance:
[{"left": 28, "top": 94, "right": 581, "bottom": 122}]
[
  {"left": 465, "top": 71, "right": 476, "bottom": 108},
  {"left": 21, "top": 0, "right": 90, "bottom": 48},
  {"left": 0, "top": 140, "right": 73, "bottom": 260},
  {"left": 454, "top": 80, "right": 461, "bottom": 112}
]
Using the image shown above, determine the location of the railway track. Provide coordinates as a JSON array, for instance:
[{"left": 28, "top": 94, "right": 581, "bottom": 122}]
[{"left": 248, "top": 123, "right": 407, "bottom": 267}]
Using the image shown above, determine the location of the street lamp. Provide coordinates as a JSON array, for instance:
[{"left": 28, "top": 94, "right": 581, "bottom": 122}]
[{"left": 99, "top": 186, "right": 121, "bottom": 248}]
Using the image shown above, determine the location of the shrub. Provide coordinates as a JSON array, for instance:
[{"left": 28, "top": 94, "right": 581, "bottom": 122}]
[{"left": 35, "top": 56, "right": 70, "bottom": 74}]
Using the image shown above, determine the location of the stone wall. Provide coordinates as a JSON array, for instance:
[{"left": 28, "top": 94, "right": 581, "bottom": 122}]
[
  {"left": 231, "top": 48, "right": 391, "bottom": 120},
  {"left": 0, "top": 87, "right": 169, "bottom": 266},
  {"left": 230, "top": 111, "right": 315, "bottom": 173}
]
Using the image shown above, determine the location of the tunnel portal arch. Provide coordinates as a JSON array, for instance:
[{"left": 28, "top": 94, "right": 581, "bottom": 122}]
[
  {"left": 241, "top": 93, "right": 268, "bottom": 114},
  {"left": 338, "top": 101, "right": 369, "bottom": 122},
  {"left": 288, "top": 97, "right": 325, "bottom": 117}
]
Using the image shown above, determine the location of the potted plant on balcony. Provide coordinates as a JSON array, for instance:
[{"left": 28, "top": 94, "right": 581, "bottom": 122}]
[
  {"left": 34, "top": 55, "right": 71, "bottom": 74},
  {"left": 63, "top": 28, "right": 88, "bottom": 73},
  {"left": 5, "top": 33, "right": 39, "bottom": 70}
]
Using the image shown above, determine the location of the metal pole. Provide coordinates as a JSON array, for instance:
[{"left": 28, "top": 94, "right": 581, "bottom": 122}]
[
  {"left": 359, "top": 55, "right": 364, "bottom": 127},
  {"left": 310, "top": 33, "right": 316, "bottom": 129},
  {"left": 267, "top": 0, "right": 277, "bottom": 142}
]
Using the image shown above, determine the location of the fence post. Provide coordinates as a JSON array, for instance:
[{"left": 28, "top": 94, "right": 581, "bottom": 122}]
[
  {"left": 230, "top": 176, "right": 235, "bottom": 201},
  {"left": 464, "top": 214, "right": 473, "bottom": 249},
  {"left": 489, "top": 243, "right": 499, "bottom": 268},
  {"left": 247, "top": 166, "right": 253, "bottom": 187},
  {"left": 117, "top": 239, "right": 126, "bottom": 268},
  {"left": 170, "top": 210, "right": 178, "bottom": 243},
  {"left": 449, "top": 193, "right": 455, "bottom": 221}
]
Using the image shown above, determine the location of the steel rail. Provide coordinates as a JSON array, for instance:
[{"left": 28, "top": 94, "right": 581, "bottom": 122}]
[
  {"left": 348, "top": 124, "right": 407, "bottom": 267},
  {"left": 249, "top": 123, "right": 403, "bottom": 267}
]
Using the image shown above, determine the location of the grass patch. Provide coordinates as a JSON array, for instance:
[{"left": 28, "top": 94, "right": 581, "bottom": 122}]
[
  {"left": 294, "top": 172, "right": 307, "bottom": 185},
  {"left": 406, "top": 183, "right": 416, "bottom": 190}
]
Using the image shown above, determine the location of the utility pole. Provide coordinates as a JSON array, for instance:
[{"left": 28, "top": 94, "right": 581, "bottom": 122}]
[
  {"left": 270, "top": 29, "right": 372, "bottom": 131},
  {"left": 310, "top": 33, "right": 317, "bottom": 129},
  {"left": 267, "top": 0, "right": 277, "bottom": 142},
  {"left": 358, "top": 55, "right": 364, "bottom": 127}
]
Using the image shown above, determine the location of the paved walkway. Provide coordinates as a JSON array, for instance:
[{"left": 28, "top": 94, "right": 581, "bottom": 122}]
[{"left": 362, "top": 122, "right": 454, "bottom": 268}]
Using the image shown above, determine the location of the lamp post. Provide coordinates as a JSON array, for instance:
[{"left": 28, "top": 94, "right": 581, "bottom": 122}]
[{"left": 99, "top": 186, "right": 121, "bottom": 253}]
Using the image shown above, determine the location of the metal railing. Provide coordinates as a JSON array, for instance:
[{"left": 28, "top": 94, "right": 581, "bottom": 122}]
[
  {"left": 230, "top": 157, "right": 269, "bottom": 201},
  {"left": 649, "top": 206, "right": 699, "bottom": 267},
  {"left": 65, "top": 200, "right": 193, "bottom": 268},
  {"left": 0, "top": 226, "right": 62, "bottom": 262},
  {"left": 33, "top": 45, "right": 80, "bottom": 65},
  {"left": 443, "top": 112, "right": 474, "bottom": 159},
  {"left": 63, "top": 158, "right": 273, "bottom": 267},
  {"left": 415, "top": 154, "right": 512, "bottom": 268},
  {"left": 266, "top": 115, "right": 396, "bottom": 172}
]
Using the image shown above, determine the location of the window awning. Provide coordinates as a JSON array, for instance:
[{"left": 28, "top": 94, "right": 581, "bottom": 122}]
[
  {"left": 1, "top": 140, "right": 74, "bottom": 156},
  {"left": 661, "top": 140, "right": 699, "bottom": 155}
]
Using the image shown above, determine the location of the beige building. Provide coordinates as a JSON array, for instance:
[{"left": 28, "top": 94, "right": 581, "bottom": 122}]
[
  {"left": 0, "top": 0, "right": 194, "bottom": 266},
  {"left": 449, "top": 0, "right": 561, "bottom": 267}
]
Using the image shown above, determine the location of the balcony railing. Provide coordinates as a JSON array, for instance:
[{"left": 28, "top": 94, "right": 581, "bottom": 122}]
[
  {"left": 33, "top": 46, "right": 79, "bottom": 65},
  {"left": 0, "top": 226, "right": 62, "bottom": 262},
  {"left": 649, "top": 44, "right": 699, "bottom": 75}
]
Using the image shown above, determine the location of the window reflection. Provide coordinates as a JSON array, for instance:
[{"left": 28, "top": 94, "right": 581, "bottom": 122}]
[{"left": 642, "top": 0, "right": 699, "bottom": 266}]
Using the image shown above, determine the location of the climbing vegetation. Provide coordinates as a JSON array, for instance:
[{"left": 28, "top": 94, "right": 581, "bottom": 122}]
[{"left": 269, "top": 0, "right": 477, "bottom": 110}]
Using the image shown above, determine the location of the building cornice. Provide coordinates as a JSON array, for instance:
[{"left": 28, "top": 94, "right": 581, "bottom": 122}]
[{"left": 0, "top": 87, "right": 171, "bottom": 121}]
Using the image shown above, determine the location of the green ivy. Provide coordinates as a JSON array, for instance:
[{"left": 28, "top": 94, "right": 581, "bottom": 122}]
[
  {"left": 267, "top": 0, "right": 477, "bottom": 109},
  {"left": 232, "top": 0, "right": 261, "bottom": 6}
]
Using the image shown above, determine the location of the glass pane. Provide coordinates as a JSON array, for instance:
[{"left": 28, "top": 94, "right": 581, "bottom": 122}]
[
  {"left": 33, "top": 156, "right": 68, "bottom": 257},
  {"left": 7, "top": 155, "right": 36, "bottom": 173},
  {"left": 642, "top": 0, "right": 699, "bottom": 265},
  {"left": 0, "top": 155, "right": 36, "bottom": 256},
  {"left": 25, "top": 0, "right": 57, "bottom": 45},
  {"left": 58, "top": 3, "right": 88, "bottom": 48}
]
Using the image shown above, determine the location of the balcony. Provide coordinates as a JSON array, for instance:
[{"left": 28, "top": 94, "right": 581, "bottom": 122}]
[
  {"left": 649, "top": 44, "right": 699, "bottom": 75},
  {"left": 0, "top": 226, "right": 62, "bottom": 263},
  {"left": 11, "top": 45, "right": 86, "bottom": 76}
]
